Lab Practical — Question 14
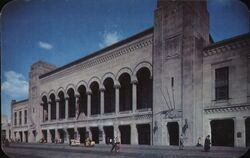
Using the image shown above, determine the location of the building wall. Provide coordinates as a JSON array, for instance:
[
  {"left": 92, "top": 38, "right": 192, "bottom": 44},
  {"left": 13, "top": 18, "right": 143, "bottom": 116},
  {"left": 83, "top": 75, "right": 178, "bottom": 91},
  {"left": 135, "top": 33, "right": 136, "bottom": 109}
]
[
  {"left": 203, "top": 35, "right": 250, "bottom": 147},
  {"left": 11, "top": 100, "right": 29, "bottom": 142},
  {"left": 8, "top": 0, "right": 250, "bottom": 147}
]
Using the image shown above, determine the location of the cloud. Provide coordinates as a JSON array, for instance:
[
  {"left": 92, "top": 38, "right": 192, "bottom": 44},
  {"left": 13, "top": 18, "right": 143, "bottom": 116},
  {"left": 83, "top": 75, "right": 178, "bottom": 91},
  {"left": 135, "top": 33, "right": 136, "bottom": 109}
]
[
  {"left": 99, "top": 31, "right": 121, "bottom": 48},
  {"left": 1, "top": 71, "right": 28, "bottom": 98},
  {"left": 38, "top": 41, "right": 53, "bottom": 50}
]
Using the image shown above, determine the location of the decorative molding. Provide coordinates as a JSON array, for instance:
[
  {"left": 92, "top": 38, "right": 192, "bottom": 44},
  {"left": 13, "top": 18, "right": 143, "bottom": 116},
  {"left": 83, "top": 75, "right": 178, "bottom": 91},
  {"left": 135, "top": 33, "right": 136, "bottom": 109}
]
[
  {"left": 41, "top": 111, "right": 152, "bottom": 127},
  {"left": 204, "top": 104, "right": 250, "bottom": 114},
  {"left": 40, "top": 36, "right": 153, "bottom": 83},
  {"left": 203, "top": 39, "right": 250, "bottom": 57}
]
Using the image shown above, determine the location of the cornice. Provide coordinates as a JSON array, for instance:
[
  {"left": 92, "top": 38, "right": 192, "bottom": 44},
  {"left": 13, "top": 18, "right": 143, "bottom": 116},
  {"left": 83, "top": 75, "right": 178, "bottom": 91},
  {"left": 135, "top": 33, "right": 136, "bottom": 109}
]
[
  {"left": 204, "top": 104, "right": 250, "bottom": 114},
  {"left": 203, "top": 37, "right": 250, "bottom": 57},
  {"left": 40, "top": 36, "right": 153, "bottom": 84}
]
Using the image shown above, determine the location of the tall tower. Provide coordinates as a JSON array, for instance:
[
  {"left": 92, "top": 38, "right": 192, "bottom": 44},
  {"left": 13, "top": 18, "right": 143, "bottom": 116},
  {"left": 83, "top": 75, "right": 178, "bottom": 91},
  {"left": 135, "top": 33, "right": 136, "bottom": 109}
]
[
  {"left": 153, "top": 0, "right": 209, "bottom": 145},
  {"left": 28, "top": 61, "right": 56, "bottom": 142}
]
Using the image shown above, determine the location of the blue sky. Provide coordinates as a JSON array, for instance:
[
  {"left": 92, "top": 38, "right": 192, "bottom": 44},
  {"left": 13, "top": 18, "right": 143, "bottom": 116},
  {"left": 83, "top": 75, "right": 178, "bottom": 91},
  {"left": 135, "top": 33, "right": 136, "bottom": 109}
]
[{"left": 1, "top": 0, "right": 249, "bottom": 121}]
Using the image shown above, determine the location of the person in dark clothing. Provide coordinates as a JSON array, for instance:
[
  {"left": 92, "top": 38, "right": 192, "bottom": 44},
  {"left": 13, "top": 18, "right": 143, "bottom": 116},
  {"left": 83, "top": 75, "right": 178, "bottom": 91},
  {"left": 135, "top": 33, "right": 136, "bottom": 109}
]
[{"left": 204, "top": 135, "right": 211, "bottom": 152}]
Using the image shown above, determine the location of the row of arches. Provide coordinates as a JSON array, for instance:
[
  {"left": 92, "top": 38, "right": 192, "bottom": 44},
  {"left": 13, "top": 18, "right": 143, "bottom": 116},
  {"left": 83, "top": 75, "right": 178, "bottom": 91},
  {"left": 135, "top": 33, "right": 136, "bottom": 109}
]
[{"left": 41, "top": 65, "right": 153, "bottom": 121}]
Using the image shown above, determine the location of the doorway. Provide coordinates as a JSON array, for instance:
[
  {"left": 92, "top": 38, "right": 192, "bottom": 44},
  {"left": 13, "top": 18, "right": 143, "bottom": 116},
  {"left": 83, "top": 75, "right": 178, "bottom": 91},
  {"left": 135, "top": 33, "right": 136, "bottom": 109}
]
[
  {"left": 211, "top": 119, "right": 234, "bottom": 147},
  {"left": 104, "top": 126, "right": 114, "bottom": 144},
  {"left": 167, "top": 122, "right": 179, "bottom": 145},
  {"left": 137, "top": 124, "right": 150, "bottom": 145},
  {"left": 245, "top": 118, "right": 250, "bottom": 147},
  {"left": 119, "top": 125, "right": 131, "bottom": 144},
  {"left": 90, "top": 127, "right": 99, "bottom": 144}
]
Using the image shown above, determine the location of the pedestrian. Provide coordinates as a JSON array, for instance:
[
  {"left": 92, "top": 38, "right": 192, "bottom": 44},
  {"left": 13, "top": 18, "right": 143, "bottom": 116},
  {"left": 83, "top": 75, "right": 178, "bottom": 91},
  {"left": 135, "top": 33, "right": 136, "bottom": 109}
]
[
  {"left": 110, "top": 136, "right": 120, "bottom": 152},
  {"left": 204, "top": 135, "right": 211, "bottom": 152},
  {"left": 179, "top": 134, "right": 184, "bottom": 150}
]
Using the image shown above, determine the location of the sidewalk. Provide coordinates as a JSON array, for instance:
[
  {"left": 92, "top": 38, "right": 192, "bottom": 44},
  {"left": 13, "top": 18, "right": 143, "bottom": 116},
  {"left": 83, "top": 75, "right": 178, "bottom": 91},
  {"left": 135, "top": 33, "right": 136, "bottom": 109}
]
[{"left": 5, "top": 142, "right": 248, "bottom": 158}]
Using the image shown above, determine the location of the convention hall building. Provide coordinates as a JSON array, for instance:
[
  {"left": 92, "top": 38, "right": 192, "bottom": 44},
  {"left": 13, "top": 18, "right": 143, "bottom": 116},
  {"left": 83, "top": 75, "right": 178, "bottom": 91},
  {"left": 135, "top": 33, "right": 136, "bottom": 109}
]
[{"left": 7, "top": 0, "right": 250, "bottom": 147}]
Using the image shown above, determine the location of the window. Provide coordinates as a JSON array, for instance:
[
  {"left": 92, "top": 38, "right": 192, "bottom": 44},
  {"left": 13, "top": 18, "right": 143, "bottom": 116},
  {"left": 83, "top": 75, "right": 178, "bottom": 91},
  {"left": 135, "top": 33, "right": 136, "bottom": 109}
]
[
  {"left": 24, "top": 110, "right": 27, "bottom": 124},
  {"left": 215, "top": 67, "right": 229, "bottom": 100},
  {"left": 14, "top": 112, "right": 17, "bottom": 125},
  {"left": 19, "top": 111, "right": 22, "bottom": 125}
]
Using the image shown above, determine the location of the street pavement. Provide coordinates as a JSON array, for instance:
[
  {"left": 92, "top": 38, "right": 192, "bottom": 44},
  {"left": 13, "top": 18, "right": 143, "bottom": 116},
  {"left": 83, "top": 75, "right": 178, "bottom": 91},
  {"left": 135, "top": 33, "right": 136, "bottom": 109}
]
[{"left": 2, "top": 143, "right": 249, "bottom": 158}]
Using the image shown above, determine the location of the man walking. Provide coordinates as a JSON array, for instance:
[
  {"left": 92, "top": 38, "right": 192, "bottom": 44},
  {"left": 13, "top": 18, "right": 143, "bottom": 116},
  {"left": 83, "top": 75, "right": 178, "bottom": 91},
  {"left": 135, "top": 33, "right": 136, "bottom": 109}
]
[{"left": 204, "top": 135, "right": 211, "bottom": 152}]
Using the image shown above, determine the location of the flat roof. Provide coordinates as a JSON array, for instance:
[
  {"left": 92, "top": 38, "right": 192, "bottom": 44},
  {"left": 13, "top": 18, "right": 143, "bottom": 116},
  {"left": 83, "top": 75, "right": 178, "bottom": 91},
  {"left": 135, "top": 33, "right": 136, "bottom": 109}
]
[
  {"left": 204, "top": 33, "right": 250, "bottom": 51},
  {"left": 12, "top": 99, "right": 28, "bottom": 105},
  {"left": 39, "top": 27, "right": 154, "bottom": 79}
]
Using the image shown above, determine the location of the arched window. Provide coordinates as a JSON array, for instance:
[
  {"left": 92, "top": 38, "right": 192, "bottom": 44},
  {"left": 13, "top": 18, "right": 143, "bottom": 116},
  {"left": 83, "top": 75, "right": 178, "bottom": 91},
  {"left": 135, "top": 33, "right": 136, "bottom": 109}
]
[
  {"left": 90, "top": 82, "right": 100, "bottom": 115},
  {"left": 58, "top": 91, "right": 65, "bottom": 119},
  {"left": 103, "top": 78, "right": 115, "bottom": 113},
  {"left": 49, "top": 94, "right": 56, "bottom": 120},
  {"left": 119, "top": 73, "right": 132, "bottom": 111},
  {"left": 136, "top": 67, "right": 153, "bottom": 109},
  {"left": 67, "top": 88, "right": 76, "bottom": 118},
  {"left": 78, "top": 85, "right": 87, "bottom": 116}
]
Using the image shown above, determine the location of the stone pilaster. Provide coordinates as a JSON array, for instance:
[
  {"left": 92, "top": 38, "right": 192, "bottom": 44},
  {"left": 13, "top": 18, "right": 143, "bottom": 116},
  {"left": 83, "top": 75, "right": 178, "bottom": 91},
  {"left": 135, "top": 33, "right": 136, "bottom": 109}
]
[
  {"left": 235, "top": 117, "right": 246, "bottom": 147},
  {"left": 86, "top": 127, "right": 92, "bottom": 139},
  {"left": 48, "top": 102, "right": 51, "bottom": 121},
  {"left": 47, "top": 129, "right": 51, "bottom": 143},
  {"left": 65, "top": 97, "right": 69, "bottom": 119},
  {"left": 131, "top": 76, "right": 138, "bottom": 113},
  {"left": 114, "top": 81, "right": 120, "bottom": 114},
  {"left": 55, "top": 128, "right": 59, "bottom": 141},
  {"left": 56, "top": 99, "right": 60, "bottom": 120},
  {"left": 131, "top": 123, "right": 138, "bottom": 145},
  {"left": 99, "top": 126, "right": 105, "bottom": 144},
  {"left": 64, "top": 129, "right": 68, "bottom": 144},
  {"left": 87, "top": 90, "right": 92, "bottom": 117},
  {"left": 75, "top": 94, "right": 80, "bottom": 119},
  {"left": 100, "top": 87, "right": 105, "bottom": 115}
]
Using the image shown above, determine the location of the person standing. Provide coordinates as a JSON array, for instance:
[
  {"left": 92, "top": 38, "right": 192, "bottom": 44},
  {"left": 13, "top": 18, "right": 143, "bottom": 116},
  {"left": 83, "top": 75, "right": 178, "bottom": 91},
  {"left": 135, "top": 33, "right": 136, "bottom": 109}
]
[
  {"left": 204, "top": 135, "right": 211, "bottom": 152},
  {"left": 179, "top": 134, "right": 184, "bottom": 150},
  {"left": 110, "top": 137, "right": 117, "bottom": 152}
]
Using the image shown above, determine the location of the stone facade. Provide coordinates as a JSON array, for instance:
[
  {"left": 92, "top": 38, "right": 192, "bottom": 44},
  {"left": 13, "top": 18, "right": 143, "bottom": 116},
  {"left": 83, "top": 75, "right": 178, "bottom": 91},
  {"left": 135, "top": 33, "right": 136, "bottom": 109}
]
[{"left": 8, "top": 0, "right": 250, "bottom": 147}]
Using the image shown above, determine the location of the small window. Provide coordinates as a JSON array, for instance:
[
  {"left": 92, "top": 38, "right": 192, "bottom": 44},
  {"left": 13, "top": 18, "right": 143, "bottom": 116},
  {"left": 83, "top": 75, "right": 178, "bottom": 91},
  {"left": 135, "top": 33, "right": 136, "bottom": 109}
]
[
  {"left": 215, "top": 67, "right": 229, "bottom": 100},
  {"left": 24, "top": 110, "right": 27, "bottom": 124},
  {"left": 14, "top": 112, "right": 17, "bottom": 125},
  {"left": 19, "top": 111, "right": 22, "bottom": 125}
]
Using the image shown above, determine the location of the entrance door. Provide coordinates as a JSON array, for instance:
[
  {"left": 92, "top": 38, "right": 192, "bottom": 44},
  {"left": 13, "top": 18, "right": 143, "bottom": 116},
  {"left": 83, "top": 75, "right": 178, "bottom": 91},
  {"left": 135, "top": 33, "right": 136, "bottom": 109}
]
[
  {"left": 104, "top": 126, "right": 114, "bottom": 144},
  {"left": 211, "top": 119, "right": 234, "bottom": 147},
  {"left": 24, "top": 131, "right": 28, "bottom": 143},
  {"left": 58, "top": 129, "right": 65, "bottom": 143},
  {"left": 42, "top": 130, "right": 47, "bottom": 142},
  {"left": 119, "top": 125, "right": 131, "bottom": 144},
  {"left": 137, "top": 124, "right": 150, "bottom": 145},
  {"left": 67, "top": 128, "right": 74, "bottom": 141},
  {"left": 167, "top": 122, "right": 179, "bottom": 145},
  {"left": 246, "top": 118, "right": 250, "bottom": 147},
  {"left": 78, "top": 127, "right": 86, "bottom": 143},
  {"left": 50, "top": 130, "right": 55, "bottom": 143},
  {"left": 91, "top": 127, "right": 99, "bottom": 144}
]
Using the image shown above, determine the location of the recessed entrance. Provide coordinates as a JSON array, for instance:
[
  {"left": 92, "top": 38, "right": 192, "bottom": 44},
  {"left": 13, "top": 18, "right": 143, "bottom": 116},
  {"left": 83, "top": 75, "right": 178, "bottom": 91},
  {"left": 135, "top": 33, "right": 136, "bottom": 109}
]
[
  {"left": 211, "top": 119, "right": 234, "bottom": 147},
  {"left": 137, "top": 124, "right": 150, "bottom": 145},
  {"left": 245, "top": 118, "right": 250, "bottom": 147},
  {"left": 24, "top": 131, "right": 28, "bottom": 143},
  {"left": 78, "top": 127, "right": 86, "bottom": 143},
  {"left": 42, "top": 130, "right": 47, "bottom": 142},
  {"left": 90, "top": 127, "right": 99, "bottom": 144},
  {"left": 50, "top": 129, "right": 55, "bottom": 143},
  {"left": 67, "top": 128, "right": 75, "bottom": 141},
  {"left": 119, "top": 125, "right": 131, "bottom": 144},
  {"left": 104, "top": 126, "right": 114, "bottom": 144},
  {"left": 167, "top": 122, "right": 179, "bottom": 146},
  {"left": 58, "top": 129, "right": 65, "bottom": 143}
]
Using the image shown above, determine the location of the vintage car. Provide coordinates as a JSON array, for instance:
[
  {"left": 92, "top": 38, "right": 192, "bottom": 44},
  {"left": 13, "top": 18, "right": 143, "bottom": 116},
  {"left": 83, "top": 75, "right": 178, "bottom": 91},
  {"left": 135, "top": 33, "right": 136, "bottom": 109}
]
[
  {"left": 84, "top": 138, "right": 95, "bottom": 147},
  {"left": 70, "top": 139, "right": 81, "bottom": 146}
]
